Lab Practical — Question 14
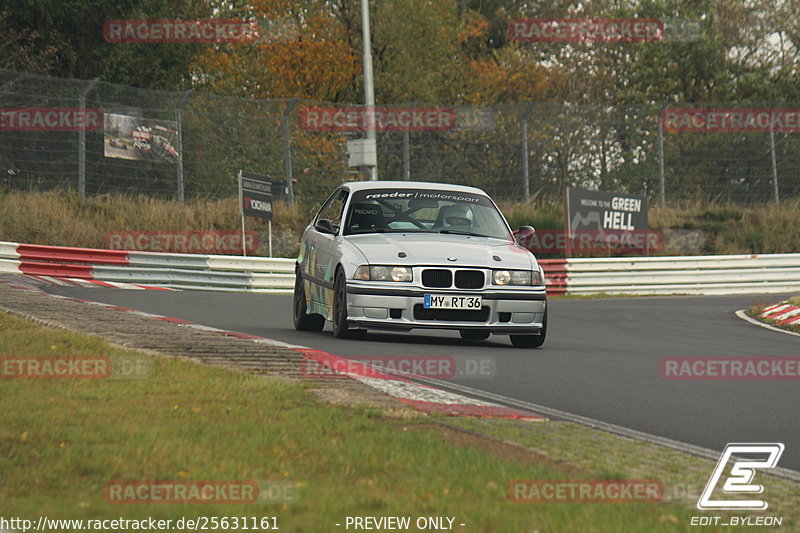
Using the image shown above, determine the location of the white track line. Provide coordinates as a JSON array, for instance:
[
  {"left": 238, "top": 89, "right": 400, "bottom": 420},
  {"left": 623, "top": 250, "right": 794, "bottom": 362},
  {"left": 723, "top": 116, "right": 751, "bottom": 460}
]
[{"left": 404, "top": 372, "right": 800, "bottom": 483}]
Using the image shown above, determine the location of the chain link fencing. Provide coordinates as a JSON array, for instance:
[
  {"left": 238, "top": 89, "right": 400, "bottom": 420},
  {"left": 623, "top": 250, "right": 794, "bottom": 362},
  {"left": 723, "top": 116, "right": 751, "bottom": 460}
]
[{"left": 2, "top": 68, "right": 799, "bottom": 208}]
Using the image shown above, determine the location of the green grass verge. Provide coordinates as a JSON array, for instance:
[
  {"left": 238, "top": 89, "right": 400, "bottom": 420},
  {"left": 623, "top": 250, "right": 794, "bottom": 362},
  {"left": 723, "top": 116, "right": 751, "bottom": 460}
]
[
  {"left": 1, "top": 310, "right": 713, "bottom": 531},
  {"left": 444, "top": 418, "right": 800, "bottom": 531}
]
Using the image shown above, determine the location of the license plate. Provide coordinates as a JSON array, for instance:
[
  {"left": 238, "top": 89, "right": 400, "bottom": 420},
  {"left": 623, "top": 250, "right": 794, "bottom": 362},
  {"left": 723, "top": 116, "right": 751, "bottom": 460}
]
[{"left": 423, "top": 294, "right": 482, "bottom": 310}]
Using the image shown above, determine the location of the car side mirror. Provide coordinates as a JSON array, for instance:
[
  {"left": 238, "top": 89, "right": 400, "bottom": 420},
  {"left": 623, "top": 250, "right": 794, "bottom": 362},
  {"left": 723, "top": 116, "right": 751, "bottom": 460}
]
[
  {"left": 315, "top": 218, "right": 336, "bottom": 235},
  {"left": 512, "top": 226, "right": 535, "bottom": 244}
]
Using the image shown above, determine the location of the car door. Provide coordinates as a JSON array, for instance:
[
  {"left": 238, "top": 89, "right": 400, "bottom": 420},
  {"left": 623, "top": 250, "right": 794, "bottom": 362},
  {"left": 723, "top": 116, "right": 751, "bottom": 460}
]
[{"left": 304, "top": 188, "right": 348, "bottom": 317}]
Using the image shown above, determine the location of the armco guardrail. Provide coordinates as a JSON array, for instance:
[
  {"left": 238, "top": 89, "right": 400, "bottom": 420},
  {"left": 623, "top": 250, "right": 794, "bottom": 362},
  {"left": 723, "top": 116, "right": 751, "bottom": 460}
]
[
  {"left": 0, "top": 240, "right": 295, "bottom": 292},
  {"left": 539, "top": 259, "right": 567, "bottom": 296},
  {"left": 565, "top": 254, "right": 800, "bottom": 295},
  {"left": 1, "top": 241, "right": 798, "bottom": 296}
]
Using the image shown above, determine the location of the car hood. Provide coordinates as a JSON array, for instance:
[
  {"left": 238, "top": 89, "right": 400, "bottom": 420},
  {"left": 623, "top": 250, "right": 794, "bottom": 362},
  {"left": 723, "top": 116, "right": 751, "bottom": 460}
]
[{"left": 345, "top": 233, "right": 536, "bottom": 270}]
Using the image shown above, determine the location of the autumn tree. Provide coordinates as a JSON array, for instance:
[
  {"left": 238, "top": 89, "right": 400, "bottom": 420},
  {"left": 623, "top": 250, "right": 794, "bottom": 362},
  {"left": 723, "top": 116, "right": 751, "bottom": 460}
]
[{"left": 191, "top": 0, "right": 359, "bottom": 100}]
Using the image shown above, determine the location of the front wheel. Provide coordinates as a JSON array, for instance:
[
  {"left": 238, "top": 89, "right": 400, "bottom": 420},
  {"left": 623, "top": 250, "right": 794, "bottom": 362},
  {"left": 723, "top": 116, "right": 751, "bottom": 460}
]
[
  {"left": 293, "top": 271, "right": 324, "bottom": 331},
  {"left": 332, "top": 269, "right": 366, "bottom": 339},
  {"left": 509, "top": 309, "right": 547, "bottom": 348}
]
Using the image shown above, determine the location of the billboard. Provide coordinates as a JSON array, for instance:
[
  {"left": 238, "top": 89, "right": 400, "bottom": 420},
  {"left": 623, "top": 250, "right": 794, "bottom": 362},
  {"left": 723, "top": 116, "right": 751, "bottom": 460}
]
[
  {"left": 239, "top": 171, "right": 273, "bottom": 221},
  {"left": 103, "top": 113, "right": 179, "bottom": 163},
  {"left": 566, "top": 187, "right": 650, "bottom": 253}
]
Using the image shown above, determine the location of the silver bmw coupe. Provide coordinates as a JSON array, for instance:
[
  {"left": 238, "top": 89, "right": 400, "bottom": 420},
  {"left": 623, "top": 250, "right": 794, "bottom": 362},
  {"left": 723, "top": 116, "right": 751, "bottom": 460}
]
[{"left": 293, "top": 181, "right": 547, "bottom": 348}]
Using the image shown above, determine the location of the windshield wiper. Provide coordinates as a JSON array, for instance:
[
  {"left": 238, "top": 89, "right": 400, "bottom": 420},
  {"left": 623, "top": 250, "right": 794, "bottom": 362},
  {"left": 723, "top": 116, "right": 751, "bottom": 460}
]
[
  {"left": 347, "top": 228, "right": 386, "bottom": 234},
  {"left": 438, "top": 229, "right": 491, "bottom": 237}
]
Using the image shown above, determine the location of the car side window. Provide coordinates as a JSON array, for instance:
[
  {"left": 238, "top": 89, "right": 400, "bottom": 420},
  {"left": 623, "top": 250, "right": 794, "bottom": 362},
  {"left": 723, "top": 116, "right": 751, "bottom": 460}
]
[{"left": 316, "top": 189, "right": 348, "bottom": 232}]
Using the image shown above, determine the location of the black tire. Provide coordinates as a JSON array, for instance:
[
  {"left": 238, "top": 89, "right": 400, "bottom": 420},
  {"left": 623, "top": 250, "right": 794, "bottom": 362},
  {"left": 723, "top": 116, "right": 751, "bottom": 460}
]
[
  {"left": 332, "top": 269, "right": 366, "bottom": 339},
  {"left": 509, "top": 309, "right": 547, "bottom": 348},
  {"left": 293, "top": 271, "right": 325, "bottom": 331},
  {"left": 460, "top": 330, "right": 490, "bottom": 341}
]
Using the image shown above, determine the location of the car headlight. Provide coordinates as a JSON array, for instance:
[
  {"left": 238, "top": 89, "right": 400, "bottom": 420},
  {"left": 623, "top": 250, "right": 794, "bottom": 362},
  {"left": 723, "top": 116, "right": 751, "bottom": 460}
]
[
  {"left": 354, "top": 265, "right": 412, "bottom": 282},
  {"left": 492, "top": 269, "right": 542, "bottom": 286}
]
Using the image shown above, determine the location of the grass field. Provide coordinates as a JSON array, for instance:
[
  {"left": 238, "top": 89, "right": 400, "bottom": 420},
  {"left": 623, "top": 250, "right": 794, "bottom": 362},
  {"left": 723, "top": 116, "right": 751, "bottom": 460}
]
[
  {"left": 1, "top": 189, "right": 799, "bottom": 258},
  {"left": 0, "top": 309, "right": 737, "bottom": 532}
]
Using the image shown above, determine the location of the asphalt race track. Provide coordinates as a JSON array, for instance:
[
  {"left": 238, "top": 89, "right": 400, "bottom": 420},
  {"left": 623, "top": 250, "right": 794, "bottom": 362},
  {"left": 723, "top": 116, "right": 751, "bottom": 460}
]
[{"left": 43, "top": 286, "right": 800, "bottom": 472}]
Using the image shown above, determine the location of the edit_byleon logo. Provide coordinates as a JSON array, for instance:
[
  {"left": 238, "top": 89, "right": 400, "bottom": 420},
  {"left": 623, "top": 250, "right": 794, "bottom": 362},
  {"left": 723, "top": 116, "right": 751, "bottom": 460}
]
[{"left": 697, "top": 443, "right": 784, "bottom": 511}]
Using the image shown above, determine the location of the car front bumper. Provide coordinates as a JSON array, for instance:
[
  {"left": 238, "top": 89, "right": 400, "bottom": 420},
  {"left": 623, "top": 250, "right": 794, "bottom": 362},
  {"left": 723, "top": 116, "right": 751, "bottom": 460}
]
[{"left": 345, "top": 282, "right": 546, "bottom": 333}]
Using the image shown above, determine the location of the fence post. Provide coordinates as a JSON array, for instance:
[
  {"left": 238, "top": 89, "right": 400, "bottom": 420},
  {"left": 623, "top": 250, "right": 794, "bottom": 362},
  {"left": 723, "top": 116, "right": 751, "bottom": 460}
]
[
  {"left": 78, "top": 78, "right": 99, "bottom": 198},
  {"left": 175, "top": 90, "right": 191, "bottom": 202},
  {"left": 520, "top": 102, "right": 533, "bottom": 199},
  {"left": 657, "top": 102, "right": 667, "bottom": 207},
  {"left": 282, "top": 99, "right": 295, "bottom": 205},
  {"left": 402, "top": 129, "right": 410, "bottom": 180},
  {"left": 769, "top": 110, "right": 780, "bottom": 205}
]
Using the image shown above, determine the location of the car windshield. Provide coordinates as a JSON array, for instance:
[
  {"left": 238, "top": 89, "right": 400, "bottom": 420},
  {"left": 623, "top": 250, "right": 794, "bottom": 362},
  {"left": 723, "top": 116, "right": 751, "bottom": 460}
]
[{"left": 343, "top": 188, "right": 512, "bottom": 240}]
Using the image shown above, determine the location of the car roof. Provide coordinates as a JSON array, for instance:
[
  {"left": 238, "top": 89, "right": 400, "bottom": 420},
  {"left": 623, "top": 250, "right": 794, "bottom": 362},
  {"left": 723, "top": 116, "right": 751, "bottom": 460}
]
[{"left": 341, "top": 180, "right": 489, "bottom": 196}]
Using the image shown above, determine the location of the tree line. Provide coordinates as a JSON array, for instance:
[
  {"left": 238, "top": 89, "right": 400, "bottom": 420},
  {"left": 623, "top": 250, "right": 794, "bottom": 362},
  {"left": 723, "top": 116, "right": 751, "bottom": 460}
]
[{"left": 2, "top": 0, "right": 797, "bottom": 105}]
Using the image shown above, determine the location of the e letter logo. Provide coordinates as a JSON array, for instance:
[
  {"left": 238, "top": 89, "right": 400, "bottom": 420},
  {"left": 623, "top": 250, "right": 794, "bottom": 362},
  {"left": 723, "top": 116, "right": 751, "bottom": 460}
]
[{"left": 697, "top": 443, "right": 784, "bottom": 510}]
